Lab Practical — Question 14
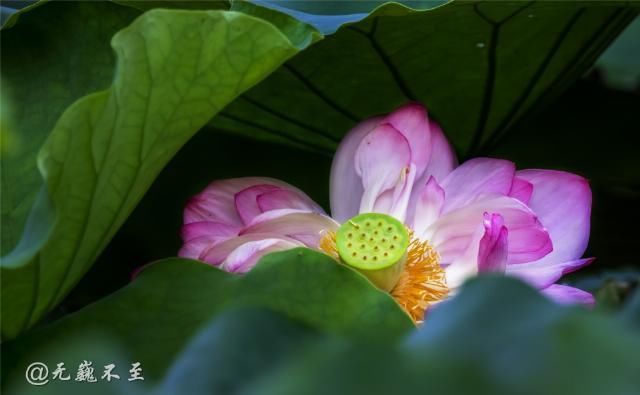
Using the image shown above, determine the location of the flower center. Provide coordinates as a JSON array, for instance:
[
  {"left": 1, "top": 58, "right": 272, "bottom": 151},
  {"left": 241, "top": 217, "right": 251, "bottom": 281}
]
[
  {"left": 335, "top": 213, "right": 410, "bottom": 291},
  {"left": 319, "top": 213, "right": 449, "bottom": 324}
]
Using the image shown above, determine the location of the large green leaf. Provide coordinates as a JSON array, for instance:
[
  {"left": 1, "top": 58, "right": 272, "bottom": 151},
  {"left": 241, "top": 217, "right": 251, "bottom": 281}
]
[
  {"left": 1, "top": 249, "right": 412, "bottom": 391},
  {"left": 0, "top": 1, "right": 141, "bottom": 253},
  {"left": 4, "top": 275, "right": 639, "bottom": 394},
  {"left": 211, "top": 1, "right": 636, "bottom": 156},
  {"left": 0, "top": 5, "right": 317, "bottom": 339},
  {"left": 251, "top": 277, "right": 640, "bottom": 395}
]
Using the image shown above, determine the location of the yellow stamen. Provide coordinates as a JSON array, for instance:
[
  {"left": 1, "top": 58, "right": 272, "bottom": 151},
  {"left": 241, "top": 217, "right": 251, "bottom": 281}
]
[{"left": 318, "top": 228, "right": 448, "bottom": 325}]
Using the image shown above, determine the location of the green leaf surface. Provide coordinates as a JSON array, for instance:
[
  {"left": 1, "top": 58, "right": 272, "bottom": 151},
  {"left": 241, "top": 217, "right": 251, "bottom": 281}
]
[
  {"left": 250, "top": 277, "right": 640, "bottom": 395},
  {"left": 0, "top": 6, "right": 316, "bottom": 339},
  {"left": 211, "top": 1, "right": 636, "bottom": 156},
  {"left": 1, "top": 249, "right": 411, "bottom": 390},
  {"left": 4, "top": 276, "right": 639, "bottom": 395},
  {"left": 1, "top": 1, "right": 141, "bottom": 253}
]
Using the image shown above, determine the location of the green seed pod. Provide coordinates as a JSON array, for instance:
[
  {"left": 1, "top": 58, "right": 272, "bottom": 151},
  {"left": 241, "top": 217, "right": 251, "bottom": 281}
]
[{"left": 336, "top": 213, "right": 410, "bottom": 291}]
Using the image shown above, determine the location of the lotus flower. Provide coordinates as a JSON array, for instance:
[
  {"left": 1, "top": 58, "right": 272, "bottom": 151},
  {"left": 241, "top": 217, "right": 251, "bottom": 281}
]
[{"left": 180, "top": 103, "right": 594, "bottom": 323}]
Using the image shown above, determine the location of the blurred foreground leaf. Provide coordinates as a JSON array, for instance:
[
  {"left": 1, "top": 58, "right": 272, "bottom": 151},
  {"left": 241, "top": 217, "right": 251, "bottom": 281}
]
[
  {"left": 1, "top": 249, "right": 411, "bottom": 389},
  {"left": 4, "top": 275, "right": 639, "bottom": 394}
]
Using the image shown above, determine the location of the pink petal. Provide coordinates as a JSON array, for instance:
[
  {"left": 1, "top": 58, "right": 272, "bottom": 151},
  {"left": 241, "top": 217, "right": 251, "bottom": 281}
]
[
  {"left": 180, "top": 221, "right": 240, "bottom": 242},
  {"left": 241, "top": 210, "right": 339, "bottom": 247},
  {"left": 509, "top": 176, "right": 533, "bottom": 204},
  {"left": 234, "top": 184, "right": 281, "bottom": 225},
  {"left": 355, "top": 123, "right": 412, "bottom": 213},
  {"left": 185, "top": 177, "right": 315, "bottom": 227},
  {"left": 411, "top": 176, "right": 445, "bottom": 235},
  {"left": 199, "top": 233, "right": 301, "bottom": 265},
  {"left": 425, "top": 196, "right": 551, "bottom": 265},
  {"left": 440, "top": 158, "right": 515, "bottom": 213},
  {"left": 507, "top": 257, "right": 594, "bottom": 289},
  {"left": 444, "top": 212, "right": 507, "bottom": 288},
  {"left": 179, "top": 221, "right": 240, "bottom": 260},
  {"left": 424, "top": 120, "right": 458, "bottom": 182},
  {"left": 383, "top": 103, "right": 430, "bottom": 177},
  {"left": 540, "top": 284, "right": 595, "bottom": 306},
  {"left": 477, "top": 213, "right": 508, "bottom": 273},
  {"left": 375, "top": 164, "right": 417, "bottom": 222},
  {"left": 405, "top": 120, "right": 457, "bottom": 224},
  {"left": 179, "top": 236, "right": 220, "bottom": 260},
  {"left": 516, "top": 169, "right": 592, "bottom": 266},
  {"left": 257, "top": 189, "right": 324, "bottom": 213},
  {"left": 221, "top": 238, "right": 303, "bottom": 273},
  {"left": 330, "top": 117, "right": 382, "bottom": 222}
]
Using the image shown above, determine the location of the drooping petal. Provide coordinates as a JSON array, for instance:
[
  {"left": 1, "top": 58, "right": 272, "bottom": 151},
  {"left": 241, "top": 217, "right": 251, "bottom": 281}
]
[
  {"left": 425, "top": 195, "right": 551, "bottom": 265},
  {"left": 330, "top": 117, "right": 382, "bottom": 223},
  {"left": 440, "top": 158, "right": 515, "bottom": 213},
  {"left": 411, "top": 176, "right": 445, "bottom": 235},
  {"left": 509, "top": 176, "right": 534, "bottom": 204},
  {"left": 517, "top": 169, "right": 592, "bottom": 266},
  {"left": 241, "top": 209, "right": 339, "bottom": 247},
  {"left": 507, "top": 257, "right": 594, "bottom": 288},
  {"left": 540, "top": 284, "right": 595, "bottom": 306},
  {"left": 355, "top": 123, "right": 412, "bottom": 213},
  {"left": 221, "top": 238, "right": 303, "bottom": 273},
  {"left": 445, "top": 212, "right": 508, "bottom": 289}
]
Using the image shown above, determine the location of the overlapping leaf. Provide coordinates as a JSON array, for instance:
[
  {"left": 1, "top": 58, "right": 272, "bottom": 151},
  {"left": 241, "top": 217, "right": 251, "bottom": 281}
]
[
  {"left": 212, "top": 1, "right": 637, "bottom": 156},
  {"left": 3, "top": 273, "right": 639, "bottom": 395},
  {"left": 0, "top": 5, "right": 318, "bottom": 339},
  {"left": 1, "top": 249, "right": 412, "bottom": 393}
]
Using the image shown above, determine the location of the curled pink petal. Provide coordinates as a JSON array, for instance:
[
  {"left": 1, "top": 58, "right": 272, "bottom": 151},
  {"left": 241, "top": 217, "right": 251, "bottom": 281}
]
[
  {"left": 507, "top": 257, "right": 595, "bottom": 289},
  {"left": 444, "top": 212, "right": 507, "bottom": 288},
  {"left": 355, "top": 123, "right": 412, "bottom": 213},
  {"left": 426, "top": 196, "right": 551, "bottom": 265},
  {"left": 405, "top": 120, "right": 457, "bottom": 224},
  {"left": 221, "top": 238, "right": 303, "bottom": 273},
  {"left": 330, "top": 117, "right": 382, "bottom": 222},
  {"left": 440, "top": 158, "right": 515, "bottom": 213},
  {"left": 509, "top": 176, "right": 533, "bottom": 204},
  {"left": 363, "top": 165, "right": 417, "bottom": 222},
  {"left": 383, "top": 103, "right": 430, "bottom": 176},
  {"left": 411, "top": 176, "right": 445, "bottom": 235},
  {"left": 540, "top": 284, "right": 595, "bottom": 306},
  {"left": 517, "top": 169, "right": 591, "bottom": 266},
  {"left": 234, "top": 184, "right": 281, "bottom": 225},
  {"left": 477, "top": 213, "right": 508, "bottom": 273}
]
